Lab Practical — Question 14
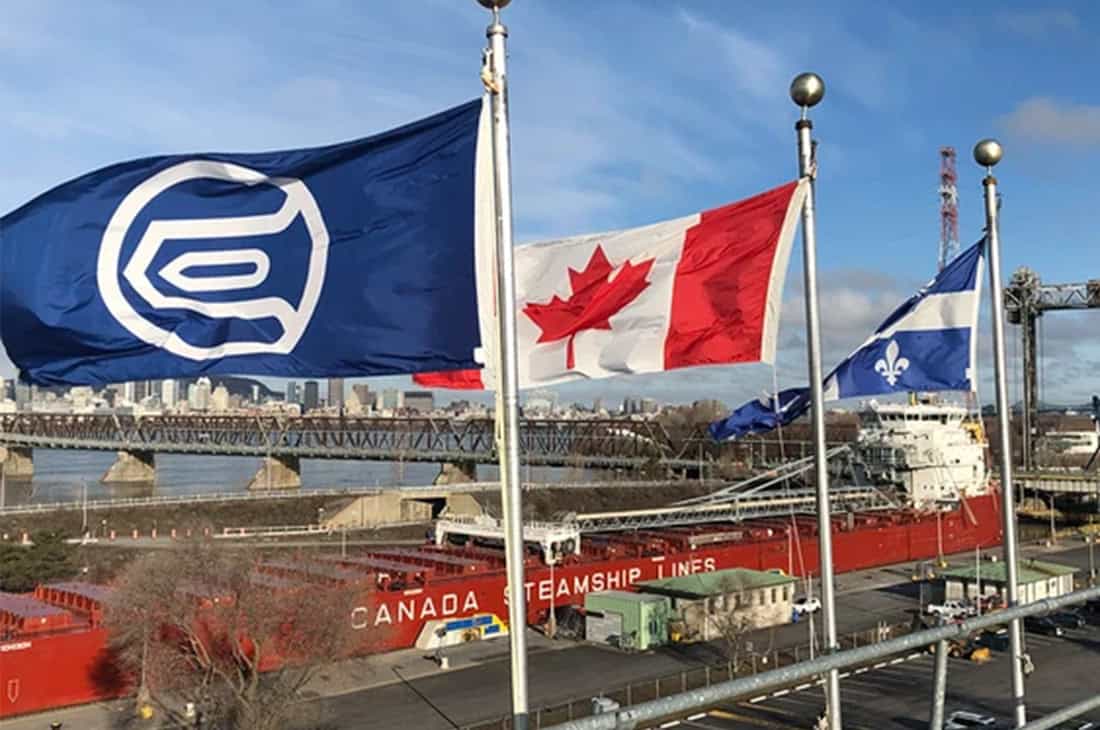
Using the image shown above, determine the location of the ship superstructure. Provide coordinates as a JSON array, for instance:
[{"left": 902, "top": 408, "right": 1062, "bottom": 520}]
[{"left": 856, "top": 398, "right": 988, "bottom": 509}]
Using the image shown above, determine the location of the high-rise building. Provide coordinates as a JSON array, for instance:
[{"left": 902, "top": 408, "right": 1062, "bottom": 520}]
[
  {"left": 251, "top": 384, "right": 260, "bottom": 404},
  {"left": 303, "top": 381, "right": 320, "bottom": 412},
  {"left": 286, "top": 381, "right": 300, "bottom": 404},
  {"left": 403, "top": 390, "right": 434, "bottom": 414},
  {"left": 122, "top": 382, "right": 137, "bottom": 404},
  {"left": 14, "top": 383, "right": 31, "bottom": 410},
  {"left": 328, "top": 378, "right": 345, "bottom": 412},
  {"left": 70, "top": 386, "right": 94, "bottom": 411},
  {"left": 380, "top": 388, "right": 403, "bottom": 411},
  {"left": 161, "top": 379, "right": 178, "bottom": 408},
  {"left": 352, "top": 384, "right": 372, "bottom": 411},
  {"left": 210, "top": 384, "right": 230, "bottom": 412},
  {"left": 188, "top": 377, "right": 212, "bottom": 411}
]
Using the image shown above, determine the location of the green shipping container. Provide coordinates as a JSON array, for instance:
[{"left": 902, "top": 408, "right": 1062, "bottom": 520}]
[{"left": 584, "top": 590, "right": 671, "bottom": 651}]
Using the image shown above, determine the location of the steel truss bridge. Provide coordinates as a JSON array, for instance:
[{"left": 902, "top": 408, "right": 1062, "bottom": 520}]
[{"left": 0, "top": 413, "right": 818, "bottom": 471}]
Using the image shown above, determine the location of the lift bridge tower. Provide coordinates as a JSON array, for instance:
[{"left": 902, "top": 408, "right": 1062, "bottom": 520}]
[
  {"left": 1006, "top": 272, "right": 1100, "bottom": 469},
  {"left": 938, "top": 147, "right": 960, "bottom": 271}
]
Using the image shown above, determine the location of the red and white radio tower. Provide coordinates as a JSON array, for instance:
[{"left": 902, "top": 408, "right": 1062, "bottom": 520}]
[{"left": 938, "top": 146, "right": 960, "bottom": 271}]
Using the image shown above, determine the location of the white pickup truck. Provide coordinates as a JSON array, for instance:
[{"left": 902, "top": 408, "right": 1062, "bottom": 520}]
[{"left": 925, "top": 600, "right": 975, "bottom": 620}]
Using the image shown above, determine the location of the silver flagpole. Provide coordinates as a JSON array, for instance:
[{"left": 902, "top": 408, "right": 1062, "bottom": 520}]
[
  {"left": 790, "top": 72, "right": 842, "bottom": 730},
  {"left": 477, "top": 1, "right": 530, "bottom": 727},
  {"left": 975, "top": 138, "right": 1027, "bottom": 727}
]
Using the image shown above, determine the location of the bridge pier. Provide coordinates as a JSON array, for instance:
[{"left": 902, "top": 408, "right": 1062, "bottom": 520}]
[
  {"left": 0, "top": 447, "right": 33, "bottom": 478},
  {"left": 324, "top": 489, "right": 484, "bottom": 529},
  {"left": 101, "top": 450, "right": 155, "bottom": 483},
  {"left": 434, "top": 461, "right": 477, "bottom": 485},
  {"left": 248, "top": 455, "right": 301, "bottom": 490}
]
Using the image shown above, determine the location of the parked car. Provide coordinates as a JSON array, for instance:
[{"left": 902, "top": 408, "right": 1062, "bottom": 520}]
[
  {"left": 944, "top": 710, "right": 998, "bottom": 728},
  {"left": 926, "top": 600, "right": 975, "bottom": 620},
  {"left": 1048, "top": 610, "right": 1086, "bottom": 630},
  {"left": 975, "top": 628, "right": 1010, "bottom": 652},
  {"left": 792, "top": 596, "right": 821, "bottom": 615},
  {"left": 1082, "top": 599, "right": 1100, "bottom": 624},
  {"left": 1024, "top": 615, "right": 1064, "bottom": 637}
]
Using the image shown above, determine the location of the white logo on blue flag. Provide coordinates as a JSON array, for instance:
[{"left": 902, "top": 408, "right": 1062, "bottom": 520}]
[
  {"left": 97, "top": 160, "right": 330, "bottom": 361},
  {"left": 1, "top": 98, "right": 488, "bottom": 386}
]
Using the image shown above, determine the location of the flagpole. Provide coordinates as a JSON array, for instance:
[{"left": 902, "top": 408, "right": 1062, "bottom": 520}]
[
  {"left": 790, "top": 72, "right": 843, "bottom": 730},
  {"left": 975, "top": 138, "right": 1027, "bottom": 727},
  {"left": 477, "top": 1, "right": 530, "bottom": 728}
]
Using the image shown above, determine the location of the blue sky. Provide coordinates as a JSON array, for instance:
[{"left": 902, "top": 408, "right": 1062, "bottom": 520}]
[{"left": 0, "top": 0, "right": 1097, "bottom": 408}]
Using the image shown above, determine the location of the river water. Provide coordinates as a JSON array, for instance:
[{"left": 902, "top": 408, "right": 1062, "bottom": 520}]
[{"left": 1, "top": 450, "right": 589, "bottom": 505}]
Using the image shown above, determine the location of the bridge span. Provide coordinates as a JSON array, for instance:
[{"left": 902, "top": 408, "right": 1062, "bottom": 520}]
[
  {"left": 1016, "top": 471, "right": 1100, "bottom": 498},
  {"left": 0, "top": 414, "right": 805, "bottom": 489}
]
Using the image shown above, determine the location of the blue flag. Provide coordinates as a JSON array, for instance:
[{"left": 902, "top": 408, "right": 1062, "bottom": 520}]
[
  {"left": 707, "top": 388, "right": 810, "bottom": 441},
  {"left": 1, "top": 99, "right": 488, "bottom": 386},
  {"left": 710, "top": 240, "right": 985, "bottom": 441}
]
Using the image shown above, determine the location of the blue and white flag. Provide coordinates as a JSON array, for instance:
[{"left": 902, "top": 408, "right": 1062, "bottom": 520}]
[
  {"left": 1, "top": 99, "right": 490, "bottom": 386},
  {"left": 707, "top": 388, "right": 810, "bottom": 441},
  {"left": 710, "top": 240, "right": 985, "bottom": 440}
]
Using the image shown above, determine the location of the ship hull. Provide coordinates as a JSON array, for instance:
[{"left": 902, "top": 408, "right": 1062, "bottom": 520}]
[
  {"left": 0, "top": 491, "right": 1003, "bottom": 718},
  {"left": 359, "top": 492, "right": 1003, "bottom": 652}
]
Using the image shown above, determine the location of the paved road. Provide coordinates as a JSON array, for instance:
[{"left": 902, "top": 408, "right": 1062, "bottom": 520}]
[
  {"left": 311, "top": 643, "right": 701, "bottom": 730},
  {"left": 670, "top": 624, "right": 1100, "bottom": 729}
]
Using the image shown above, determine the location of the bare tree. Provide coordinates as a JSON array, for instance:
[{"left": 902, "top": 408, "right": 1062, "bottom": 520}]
[
  {"left": 105, "top": 543, "right": 364, "bottom": 730},
  {"left": 711, "top": 573, "right": 752, "bottom": 672}
]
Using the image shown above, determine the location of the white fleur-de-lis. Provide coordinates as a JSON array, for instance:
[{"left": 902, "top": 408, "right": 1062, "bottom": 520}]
[{"left": 874, "top": 339, "right": 910, "bottom": 386}]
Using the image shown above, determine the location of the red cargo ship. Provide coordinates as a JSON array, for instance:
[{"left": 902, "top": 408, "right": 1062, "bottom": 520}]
[
  {"left": 0, "top": 399, "right": 1005, "bottom": 717},
  {"left": 0, "top": 492, "right": 1003, "bottom": 718},
  {"left": 341, "top": 490, "right": 1003, "bottom": 652}
]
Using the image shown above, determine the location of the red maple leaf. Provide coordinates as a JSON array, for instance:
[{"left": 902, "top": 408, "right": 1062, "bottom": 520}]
[{"left": 523, "top": 245, "right": 655, "bottom": 370}]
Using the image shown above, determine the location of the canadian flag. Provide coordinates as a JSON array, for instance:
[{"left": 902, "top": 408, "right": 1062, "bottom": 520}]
[{"left": 414, "top": 179, "right": 808, "bottom": 390}]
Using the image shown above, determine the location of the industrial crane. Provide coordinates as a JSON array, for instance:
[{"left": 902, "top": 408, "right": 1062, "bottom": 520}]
[{"left": 1004, "top": 269, "right": 1100, "bottom": 469}]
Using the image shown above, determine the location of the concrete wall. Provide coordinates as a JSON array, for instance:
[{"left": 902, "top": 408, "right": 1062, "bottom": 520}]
[{"left": 672, "top": 583, "right": 794, "bottom": 642}]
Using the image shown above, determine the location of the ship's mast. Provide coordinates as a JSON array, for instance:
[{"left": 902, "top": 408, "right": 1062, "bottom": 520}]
[{"left": 938, "top": 147, "right": 960, "bottom": 272}]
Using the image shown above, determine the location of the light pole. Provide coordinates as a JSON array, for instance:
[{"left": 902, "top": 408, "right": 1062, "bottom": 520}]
[
  {"left": 475, "top": 2, "right": 530, "bottom": 727},
  {"left": 790, "top": 71, "right": 841, "bottom": 730},
  {"left": 1088, "top": 515, "right": 1096, "bottom": 585},
  {"left": 975, "top": 547, "right": 982, "bottom": 615},
  {"left": 81, "top": 482, "right": 88, "bottom": 536},
  {"left": 976, "top": 137, "right": 1027, "bottom": 728}
]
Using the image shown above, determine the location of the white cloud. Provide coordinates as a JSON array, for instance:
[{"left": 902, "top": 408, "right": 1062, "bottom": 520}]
[
  {"left": 994, "top": 9, "right": 1079, "bottom": 39},
  {"left": 998, "top": 97, "right": 1100, "bottom": 147},
  {"left": 678, "top": 9, "right": 788, "bottom": 105}
]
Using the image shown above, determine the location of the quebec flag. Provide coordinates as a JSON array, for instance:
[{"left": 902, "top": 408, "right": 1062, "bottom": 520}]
[
  {"left": 0, "top": 99, "right": 490, "bottom": 386},
  {"left": 710, "top": 240, "right": 985, "bottom": 441}
]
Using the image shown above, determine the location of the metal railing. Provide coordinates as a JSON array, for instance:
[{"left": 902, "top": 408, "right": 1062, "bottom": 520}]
[
  {"left": 0, "top": 478, "right": 727, "bottom": 516},
  {"left": 462, "top": 621, "right": 910, "bottom": 730},
  {"left": 537, "top": 584, "right": 1100, "bottom": 730},
  {"left": 570, "top": 486, "right": 896, "bottom": 532}
]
